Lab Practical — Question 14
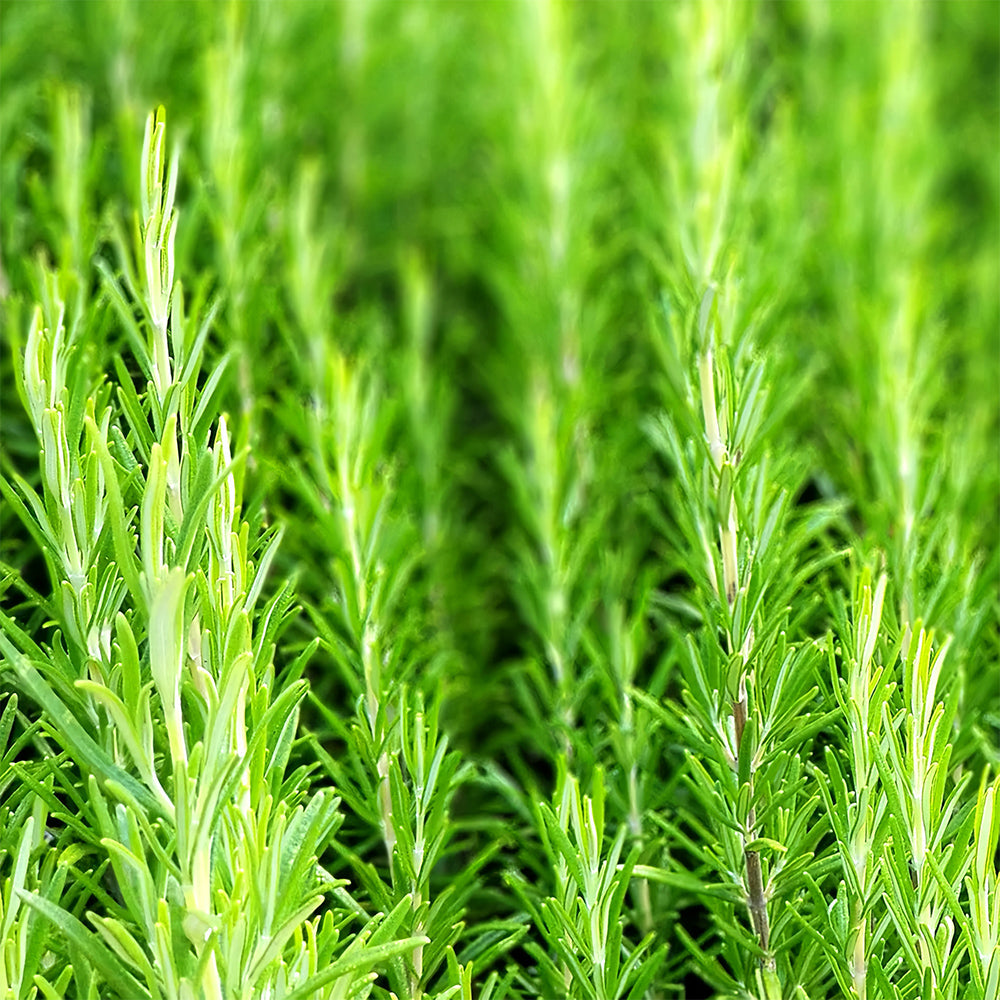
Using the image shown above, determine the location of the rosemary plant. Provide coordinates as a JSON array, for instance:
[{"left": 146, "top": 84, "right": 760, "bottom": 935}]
[{"left": 1, "top": 106, "right": 422, "bottom": 999}]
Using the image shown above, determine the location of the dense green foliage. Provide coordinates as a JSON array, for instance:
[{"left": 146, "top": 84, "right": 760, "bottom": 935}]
[{"left": 1, "top": 2, "right": 997, "bottom": 998}]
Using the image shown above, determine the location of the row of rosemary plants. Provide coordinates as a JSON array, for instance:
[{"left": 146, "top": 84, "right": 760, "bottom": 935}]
[{"left": 1, "top": 1, "right": 997, "bottom": 998}]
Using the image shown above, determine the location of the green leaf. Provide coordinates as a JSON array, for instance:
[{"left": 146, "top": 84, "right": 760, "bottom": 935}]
[
  {"left": 283, "top": 936, "right": 427, "bottom": 1000},
  {"left": 538, "top": 802, "right": 588, "bottom": 896},
  {"left": 2, "top": 635, "right": 165, "bottom": 820},
  {"left": 17, "top": 892, "right": 149, "bottom": 999}
]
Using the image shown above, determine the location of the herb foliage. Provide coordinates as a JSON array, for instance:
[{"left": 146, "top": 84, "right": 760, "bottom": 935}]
[{"left": 1, "top": 2, "right": 997, "bottom": 998}]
